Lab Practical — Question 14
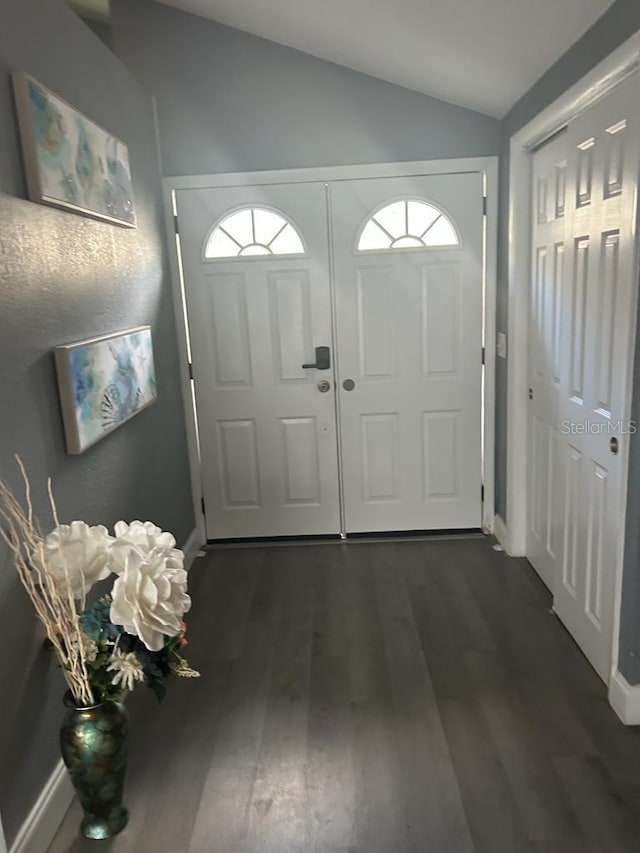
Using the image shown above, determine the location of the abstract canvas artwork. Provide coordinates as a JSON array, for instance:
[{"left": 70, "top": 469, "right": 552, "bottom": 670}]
[
  {"left": 12, "top": 72, "right": 136, "bottom": 227},
  {"left": 55, "top": 327, "right": 157, "bottom": 454}
]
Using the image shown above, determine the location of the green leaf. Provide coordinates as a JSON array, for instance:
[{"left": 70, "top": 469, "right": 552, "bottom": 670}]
[{"left": 149, "top": 678, "right": 167, "bottom": 704}]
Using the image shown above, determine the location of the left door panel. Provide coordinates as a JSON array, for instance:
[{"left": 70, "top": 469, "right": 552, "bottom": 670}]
[{"left": 176, "top": 183, "right": 341, "bottom": 539}]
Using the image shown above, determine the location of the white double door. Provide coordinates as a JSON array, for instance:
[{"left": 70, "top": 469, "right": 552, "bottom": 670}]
[
  {"left": 526, "top": 74, "right": 640, "bottom": 682},
  {"left": 177, "top": 172, "right": 484, "bottom": 539}
]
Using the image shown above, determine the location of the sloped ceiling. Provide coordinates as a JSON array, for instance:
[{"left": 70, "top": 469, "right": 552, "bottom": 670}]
[
  {"left": 70, "top": 0, "right": 617, "bottom": 117},
  {"left": 158, "top": 0, "right": 616, "bottom": 117}
]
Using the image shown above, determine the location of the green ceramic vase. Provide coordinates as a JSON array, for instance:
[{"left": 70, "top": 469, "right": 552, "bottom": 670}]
[{"left": 60, "top": 692, "right": 129, "bottom": 839}]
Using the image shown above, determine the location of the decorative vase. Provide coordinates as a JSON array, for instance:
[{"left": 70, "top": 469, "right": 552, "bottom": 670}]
[{"left": 60, "top": 692, "right": 129, "bottom": 839}]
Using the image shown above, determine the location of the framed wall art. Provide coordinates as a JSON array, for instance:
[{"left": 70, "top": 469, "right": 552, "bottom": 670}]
[
  {"left": 12, "top": 72, "right": 136, "bottom": 227},
  {"left": 55, "top": 326, "right": 156, "bottom": 454}
]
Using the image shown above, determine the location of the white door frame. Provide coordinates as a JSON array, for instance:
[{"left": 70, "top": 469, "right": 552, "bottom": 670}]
[
  {"left": 505, "top": 34, "right": 640, "bottom": 685},
  {"left": 163, "top": 156, "right": 498, "bottom": 542}
]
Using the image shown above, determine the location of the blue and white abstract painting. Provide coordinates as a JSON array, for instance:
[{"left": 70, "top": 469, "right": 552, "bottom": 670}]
[
  {"left": 56, "top": 327, "right": 157, "bottom": 454},
  {"left": 13, "top": 73, "right": 136, "bottom": 227}
]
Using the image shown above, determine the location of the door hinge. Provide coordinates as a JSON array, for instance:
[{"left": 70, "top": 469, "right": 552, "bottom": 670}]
[
  {"left": 481, "top": 484, "right": 485, "bottom": 503},
  {"left": 188, "top": 362, "right": 194, "bottom": 381},
  {"left": 173, "top": 214, "right": 180, "bottom": 234},
  {"left": 481, "top": 346, "right": 486, "bottom": 365},
  {"left": 483, "top": 196, "right": 488, "bottom": 216},
  {"left": 200, "top": 496, "right": 206, "bottom": 515}
]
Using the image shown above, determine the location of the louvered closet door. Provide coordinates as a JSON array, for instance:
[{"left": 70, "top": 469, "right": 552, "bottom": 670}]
[{"left": 552, "top": 74, "right": 640, "bottom": 683}]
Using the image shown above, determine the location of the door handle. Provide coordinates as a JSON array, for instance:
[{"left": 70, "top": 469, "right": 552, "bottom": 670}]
[{"left": 302, "top": 346, "right": 331, "bottom": 371}]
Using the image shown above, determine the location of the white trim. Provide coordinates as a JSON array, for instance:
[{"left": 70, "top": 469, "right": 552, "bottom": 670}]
[
  {"left": 164, "top": 192, "right": 207, "bottom": 547},
  {"left": 493, "top": 514, "right": 509, "bottom": 552},
  {"left": 164, "top": 156, "right": 498, "bottom": 538},
  {"left": 609, "top": 670, "right": 640, "bottom": 725},
  {"left": 163, "top": 157, "right": 497, "bottom": 190},
  {"left": 182, "top": 526, "right": 204, "bottom": 570},
  {"left": 506, "top": 31, "right": 640, "bottom": 557},
  {"left": 9, "top": 761, "right": 73, "bottom": 853},
  {"left": 483, "top": 159, "right": 498, "bottom": 534}
]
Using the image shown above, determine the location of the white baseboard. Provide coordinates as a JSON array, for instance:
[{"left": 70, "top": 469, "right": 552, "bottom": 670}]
[
  {"left": 182, "top": 526, "right": 204, "bottom": 571},
  {"left": 609, "top": 669, "right": 640, "bottom": 725},
  {"left": 493, "top": 514, "right": 509, "bottom": 552},
  {"left": 9, "top": 761, "right": 73, "bottom": 853}
]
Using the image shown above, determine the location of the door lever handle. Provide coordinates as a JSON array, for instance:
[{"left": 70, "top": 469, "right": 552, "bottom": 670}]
[{"left": 302, "top": 346, "right": 331, "bottom": 371}]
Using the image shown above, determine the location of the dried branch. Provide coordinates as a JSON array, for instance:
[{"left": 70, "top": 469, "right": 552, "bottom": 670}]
[{"left": 0, "top": 457, "right": 94, "bottom": 706}]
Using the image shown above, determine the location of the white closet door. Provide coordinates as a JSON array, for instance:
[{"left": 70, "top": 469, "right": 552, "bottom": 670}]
[
  {"left": 527, "top": 132, "right": 568, "bottom": 590},
  {"left": 176, "top": 183, "right": 340, "bottom": 539},
  {"left": 553, "top": 74, "right": 640, "bottom": 682},
  {"left": 331, "top": 174, "right": 484, "bottom": 533}
]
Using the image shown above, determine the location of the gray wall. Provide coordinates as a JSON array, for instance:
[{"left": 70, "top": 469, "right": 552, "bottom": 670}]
[
  {"left": 497, "top": 0, "right": 640, "bottom": 681},
  {"left": 0, "top": 0, "right": 193, "bottom": 844},
  {"left": 110, "top": 0, "right": 501, "bottom": 176}
]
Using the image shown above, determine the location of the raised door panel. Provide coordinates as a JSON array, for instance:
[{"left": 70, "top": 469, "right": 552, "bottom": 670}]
[
  {"left": 421, "top": 263, "right": 461, "bottom": 377},
  {"left": 422, "top": 411, "right": 460, "bottom": 499},
  {"left": 206, "top": 273, "right": 253, "bottom": 388},
  {"left": 217, "top": 419, "right": 261, "bottom": 508},
  {"left": 356, "top": 267, "right": 396, "bottom": 381},
  {"left": 268, "top": 271, "right": 313, "bottom": 383},
  {"left": 361, "top": 414, "right": 400, "bottom": 503},
  {"left": 279, "top": 417, "right": 321, "bottom": 505}
]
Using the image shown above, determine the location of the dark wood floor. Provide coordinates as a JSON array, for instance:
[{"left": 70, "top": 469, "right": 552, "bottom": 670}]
[{"left": 49, "top": 537, "right": 640, "bottom": 853}]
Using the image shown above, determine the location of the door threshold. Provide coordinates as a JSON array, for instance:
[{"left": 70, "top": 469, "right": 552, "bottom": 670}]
[
  {"left": 205, "top": 529, "right": 484, "bottom": 549},
  {"left": 206, "top": 533, "right": 342, "bottom": 549},
  {"left": 345, "top": 528, "right": 483, "bottom": 543}
]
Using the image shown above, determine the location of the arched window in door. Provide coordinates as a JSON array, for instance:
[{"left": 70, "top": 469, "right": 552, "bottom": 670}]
[
  {"left": 204, "top": 206, "right": 306, "bottom": 258},
  {"left": 357, "top": 199, "right": 460, "bottom": 251}
]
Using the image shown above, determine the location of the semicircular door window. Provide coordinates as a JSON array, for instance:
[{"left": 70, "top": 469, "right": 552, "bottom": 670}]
[
  {"left": 357, "top": 199, "right": 460, "bottom": 251},
  {"left": 204, "top": 206, "right": 306, "bottom": 258}
]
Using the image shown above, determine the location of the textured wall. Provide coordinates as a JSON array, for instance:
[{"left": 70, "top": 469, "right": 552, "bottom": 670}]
[
  {"left": 497, "top": 0, "right": 640, "bottom": 681},
  {"left": 110, "top": 0, "right": 500, "bottom": 177},
  {"left": 0, "top": 0, "right": 193, "bottom": 844}
]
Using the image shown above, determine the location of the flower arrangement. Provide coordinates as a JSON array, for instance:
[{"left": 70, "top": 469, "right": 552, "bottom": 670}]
[{"left": 0, "top": 458, "right": 198, "bottom": 707}]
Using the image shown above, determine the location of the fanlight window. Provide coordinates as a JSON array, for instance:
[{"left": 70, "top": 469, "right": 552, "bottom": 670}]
[
  {"left": 357, "top": 199, "right": 459, "bottom": 251},
  {"left": 205, "top": 207, "right": 305, "bottom": 258}
]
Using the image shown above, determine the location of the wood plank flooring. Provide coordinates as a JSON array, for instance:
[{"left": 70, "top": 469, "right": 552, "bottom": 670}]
[{"left": 48, "top": 538, "right": 640, "bottom": 853}]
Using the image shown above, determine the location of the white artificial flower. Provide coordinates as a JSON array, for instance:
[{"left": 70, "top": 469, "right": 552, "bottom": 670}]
[
  {"left": 107, "top": 648, "right": 145, "bottom": 692},
  {"left": 34, "top": 522, "right": 114, "bottom": 599},
  {"left": 109, "top": 547, "right": 191, "bottom": 652},
  {"left": 110, "top": 520, "right": 183, "bottom": 574}
]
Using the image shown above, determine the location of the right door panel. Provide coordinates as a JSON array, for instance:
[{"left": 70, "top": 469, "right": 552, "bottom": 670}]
[
  {"left": 332, "top": 174, "right": 484, "bottom": 533},
  {"left": 553, "top": 74, "right": 640, "bottom": 683}
]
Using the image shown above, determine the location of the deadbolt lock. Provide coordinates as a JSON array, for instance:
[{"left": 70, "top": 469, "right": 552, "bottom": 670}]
[{"left": 317, "top": 380, "right": 331, "bottom": 393}]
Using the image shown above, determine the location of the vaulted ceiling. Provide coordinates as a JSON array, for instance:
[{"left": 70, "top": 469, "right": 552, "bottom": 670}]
[
  {"left": 71, "top": 0, "right": 617, "bottom": 117},
  {"left": 157, "top": 0, "right": 616, "bottom": 116}
]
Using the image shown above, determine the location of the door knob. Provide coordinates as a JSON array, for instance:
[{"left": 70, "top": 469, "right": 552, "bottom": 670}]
[
  {"left": 317, "top": 380, "right": 331, "bottom": 393},
  {"left": 302, "top": 346, "right": 331, "bottom": 371}
]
